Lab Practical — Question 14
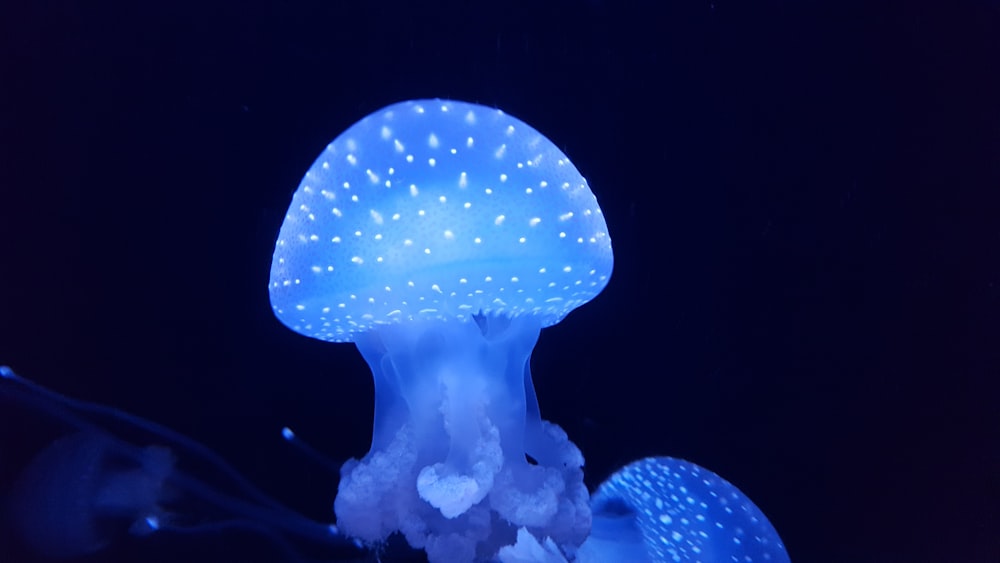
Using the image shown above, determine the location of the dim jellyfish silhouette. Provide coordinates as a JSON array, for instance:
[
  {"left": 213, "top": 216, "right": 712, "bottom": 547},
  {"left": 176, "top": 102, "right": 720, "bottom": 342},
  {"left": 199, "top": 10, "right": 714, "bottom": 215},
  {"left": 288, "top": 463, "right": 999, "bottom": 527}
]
[
  {"left": 2, "top": 99, "right": 789, "bottom": 562},
  {"left": 0, "top": 366, "right": 366, "bottom": 563}
]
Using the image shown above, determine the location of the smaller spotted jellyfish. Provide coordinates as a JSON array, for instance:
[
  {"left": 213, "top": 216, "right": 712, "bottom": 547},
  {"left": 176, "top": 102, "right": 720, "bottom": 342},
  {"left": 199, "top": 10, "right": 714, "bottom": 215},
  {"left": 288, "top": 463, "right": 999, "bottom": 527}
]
[{"left": 578, "top": 457, "right": 789, "bottom": 562}]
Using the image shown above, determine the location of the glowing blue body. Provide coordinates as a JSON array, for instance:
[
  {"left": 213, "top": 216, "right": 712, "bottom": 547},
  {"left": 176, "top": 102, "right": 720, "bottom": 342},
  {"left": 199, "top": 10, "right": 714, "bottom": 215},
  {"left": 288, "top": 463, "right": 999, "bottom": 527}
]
[
  {"left": 580, "top": 457, "right": 788, "bottom": 562},
  {"left": 269, "top": 100, "right": 612, "bottom": 560}
]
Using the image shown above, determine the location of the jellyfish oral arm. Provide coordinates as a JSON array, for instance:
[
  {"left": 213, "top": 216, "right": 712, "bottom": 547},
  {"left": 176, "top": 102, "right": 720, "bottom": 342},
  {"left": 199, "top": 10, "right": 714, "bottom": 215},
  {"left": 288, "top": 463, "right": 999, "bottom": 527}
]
[{"left": 334, "top": 315, "right": 590, "bottom": 561}]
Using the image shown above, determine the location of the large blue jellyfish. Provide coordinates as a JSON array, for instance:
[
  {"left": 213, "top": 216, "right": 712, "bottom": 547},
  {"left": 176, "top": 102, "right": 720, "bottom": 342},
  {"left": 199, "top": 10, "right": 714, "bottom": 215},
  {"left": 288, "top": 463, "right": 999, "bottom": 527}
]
[
  {"left": 1, "top": 99, "right": 789, "bottom": 563},
  {"left": 268, "top": 99, "right": 612, "bottom": 561}
]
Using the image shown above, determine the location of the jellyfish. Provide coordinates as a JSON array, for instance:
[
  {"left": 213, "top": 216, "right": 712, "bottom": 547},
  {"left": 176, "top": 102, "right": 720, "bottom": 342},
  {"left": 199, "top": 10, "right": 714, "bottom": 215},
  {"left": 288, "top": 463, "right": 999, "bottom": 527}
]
[
  {"left": 578, "top": 457, "right": 788, "bottom": 562},
  {"left": 267, "top": 99, "right": 789, "bottom": 562},
  {"left": 0, "top": 365, "right": 365, "bottom": 562},
  {"left": 268, "top": 99, "right": 609, "bottom": 561}
]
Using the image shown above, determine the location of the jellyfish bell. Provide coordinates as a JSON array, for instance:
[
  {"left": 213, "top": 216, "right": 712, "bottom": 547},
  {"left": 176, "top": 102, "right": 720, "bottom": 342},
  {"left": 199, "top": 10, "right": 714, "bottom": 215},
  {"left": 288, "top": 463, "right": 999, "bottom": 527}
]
[
  {"left": 268, "top": 99, "right": 613, "bottom": 340},
  {"left": 268, "top": 99, "right": 613, "bottom": 561},
  {"left": 0, "top": 366, "right": 366, "bottom": 562},
  {"left": 578, "top": 457, "right": 791, "bottom": 563}
]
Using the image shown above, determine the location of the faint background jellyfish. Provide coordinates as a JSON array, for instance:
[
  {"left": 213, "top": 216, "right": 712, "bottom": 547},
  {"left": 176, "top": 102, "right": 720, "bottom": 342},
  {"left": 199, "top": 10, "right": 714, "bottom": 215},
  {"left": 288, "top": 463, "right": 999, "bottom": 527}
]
[{"left": 0, "top": 366, "right": 368, "bottom": 563}]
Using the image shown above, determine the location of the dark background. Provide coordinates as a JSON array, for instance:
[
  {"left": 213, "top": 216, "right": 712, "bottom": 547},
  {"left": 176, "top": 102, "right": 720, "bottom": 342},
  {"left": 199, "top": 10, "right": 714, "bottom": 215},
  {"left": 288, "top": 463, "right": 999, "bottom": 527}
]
[{"left": 2, "top": 1, "right": 998, "bottom": 561}]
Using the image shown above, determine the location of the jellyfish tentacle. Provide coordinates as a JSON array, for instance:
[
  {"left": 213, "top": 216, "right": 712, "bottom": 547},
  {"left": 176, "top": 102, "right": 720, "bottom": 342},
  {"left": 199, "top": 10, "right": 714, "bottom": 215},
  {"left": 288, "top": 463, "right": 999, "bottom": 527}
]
[{"left": 282, "top": 425, "right": 342, "bottom": 474}]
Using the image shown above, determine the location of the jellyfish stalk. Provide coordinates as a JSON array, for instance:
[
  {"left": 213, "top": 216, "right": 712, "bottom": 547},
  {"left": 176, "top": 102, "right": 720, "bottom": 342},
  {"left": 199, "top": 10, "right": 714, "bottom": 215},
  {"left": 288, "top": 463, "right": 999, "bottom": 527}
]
[{"left": 336, "top": 314, "right": 590, "bottom": 561}]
